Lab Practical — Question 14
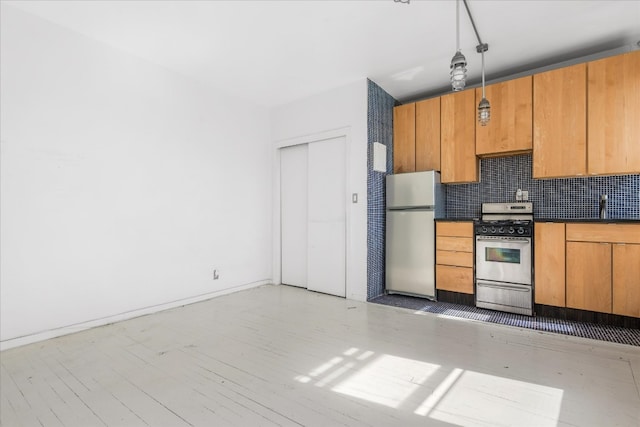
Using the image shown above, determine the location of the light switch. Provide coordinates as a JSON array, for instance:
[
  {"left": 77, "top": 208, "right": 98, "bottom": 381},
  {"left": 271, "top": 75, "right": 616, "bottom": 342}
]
[{"left": 352, "top": 193, "right": 358, "bottom": 203}]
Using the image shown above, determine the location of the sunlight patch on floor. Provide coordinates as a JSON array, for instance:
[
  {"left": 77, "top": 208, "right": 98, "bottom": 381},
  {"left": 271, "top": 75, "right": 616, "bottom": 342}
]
[
  {"left": 414, "top": 368, "right": 464, "bottom": 416},
  {"left": 427, "top": 370, "right": 564, "bottom": 426},
  {"left": 331, "top": 354, "right": 440, "bottom": 408},
  {"left": 295, "top": 347, "right": 564, "bottom": 424}
]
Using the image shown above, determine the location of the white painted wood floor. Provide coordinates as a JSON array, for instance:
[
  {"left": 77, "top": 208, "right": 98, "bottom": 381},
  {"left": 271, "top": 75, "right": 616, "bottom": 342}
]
[{"left": 2, "top": 284, "right": 640, "bottom": 427}]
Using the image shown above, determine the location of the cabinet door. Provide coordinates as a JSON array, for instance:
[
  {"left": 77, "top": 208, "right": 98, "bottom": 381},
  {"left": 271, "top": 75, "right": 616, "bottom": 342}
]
[
  {"left": 393, "top": 103, "right": 416, "bottom": 173},
  {"left": 612, "top": 244, "right": 640, "bottom": 317},
  {"left": 588, "top": 50, "right": 640, "bottom": 175},
  {"left": 415, "top": 97, "right": 441, "bottom": 171},
  {"left": 533, "top": 63, "right": 587, "bottom": 178},
  {"left": 534, "top": 223, "right": 565, "bottom": 306},
  {"left": 476, "top": 76, "right": 533, "bottom": 157},
  {"left": 566, "top": 241, "right": 611, "bottom": 313},
  {"left": 441, "top": 90, "right": 478, "bottom": 183}
]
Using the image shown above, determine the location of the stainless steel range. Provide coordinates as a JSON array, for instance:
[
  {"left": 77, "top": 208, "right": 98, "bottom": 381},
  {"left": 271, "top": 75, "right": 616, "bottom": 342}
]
[{"left": 475, "top": 202, "right": 534, "bottom": 316}]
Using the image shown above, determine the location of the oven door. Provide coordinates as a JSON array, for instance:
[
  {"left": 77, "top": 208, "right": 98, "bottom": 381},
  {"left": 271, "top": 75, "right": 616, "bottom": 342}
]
[{"left": 475, "top": 236, "right": 532, "bottom": 285}]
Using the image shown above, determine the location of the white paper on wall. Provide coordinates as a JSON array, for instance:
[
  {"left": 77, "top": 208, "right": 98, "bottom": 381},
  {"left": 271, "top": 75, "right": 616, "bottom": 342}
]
[{"left": 373, "top": 142, "right": 387, "bottom": 172}]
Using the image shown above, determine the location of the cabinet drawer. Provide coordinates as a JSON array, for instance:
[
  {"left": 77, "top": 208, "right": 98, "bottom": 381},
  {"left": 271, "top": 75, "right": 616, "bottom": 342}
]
[
  {"left": 436, "top": 265, "right": 473, "bottom": 294},
  {"left": 566, "top": 223, "right": 640, "bottom": 244},
  {"left": 436, "top": 250, "right": 473, "bottom": 267},
  {"left": 436, "top": 236, "right": 473, "bottom": 252},
  {"left": 436, "top": 222, "right": 473, "bottom": 238}
]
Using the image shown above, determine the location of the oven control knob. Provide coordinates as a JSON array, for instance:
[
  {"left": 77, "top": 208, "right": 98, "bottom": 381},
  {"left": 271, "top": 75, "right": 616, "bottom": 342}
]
[
  {"left": 498, "top": 227, "right": 504, "bottom": 234},
  {"left": 481, "top": 226, "right": 488, "bottom": 233},
  {"left": 517, "top": 227, "right": 525, "bottom": 235},
  {"left": 490, "top": 227, "right": 496, "bottom": 233},
  {"left": 508, "top": 227, "right": 515, "bottom": 234}
]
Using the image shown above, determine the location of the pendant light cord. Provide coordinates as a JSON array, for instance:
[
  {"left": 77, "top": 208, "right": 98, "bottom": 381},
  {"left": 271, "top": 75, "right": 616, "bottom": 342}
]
[
  {"left": 481, "top": 50, "right": 486, "bottom": 97},
  {"left": 456, "top": 0, "right": 460, "bottom": 51}
]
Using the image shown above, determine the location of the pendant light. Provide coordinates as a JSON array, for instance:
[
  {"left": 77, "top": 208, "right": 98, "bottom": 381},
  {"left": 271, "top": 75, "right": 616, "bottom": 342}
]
[
  {"left": 478, "top": 44, "right": 490, "bottom": 126},
  {"left": 457, "top": 0, "right": 490, "bottom": 126},
  {"left": 450, "top": 0, "right": 467, "bottom": 91}
]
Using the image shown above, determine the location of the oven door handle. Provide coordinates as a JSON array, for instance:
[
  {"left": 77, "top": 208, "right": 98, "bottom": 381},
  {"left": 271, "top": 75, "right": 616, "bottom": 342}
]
[
  {"left": 476, "top": 283, "right": 531, "bottom": 292},
  {"left": 476, "top": 237, "right": 530, "bottom": 244}
]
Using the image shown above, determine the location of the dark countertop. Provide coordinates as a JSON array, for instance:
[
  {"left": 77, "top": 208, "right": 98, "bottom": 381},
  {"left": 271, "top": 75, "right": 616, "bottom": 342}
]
[
  {"left": 535, "top": 218, "right": 640, "bottom": 223},
  {"left": 437, "top": 217, "right": 640, "bottom": 223}
]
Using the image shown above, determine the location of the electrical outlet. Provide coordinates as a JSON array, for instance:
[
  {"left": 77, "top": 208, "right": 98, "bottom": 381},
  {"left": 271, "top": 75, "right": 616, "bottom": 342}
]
[
  {"left": 213, "top": 269, "right": 219, "bottom": 280},
  {"left": 515, "top": 189, "right": 523, "bottom": 201},
  {"left": 522, "top": 190, "right": 529, "bottom": 201}
]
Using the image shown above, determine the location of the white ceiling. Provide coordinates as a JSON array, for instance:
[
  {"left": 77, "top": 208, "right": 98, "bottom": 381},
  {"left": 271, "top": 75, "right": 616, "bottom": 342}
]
[{"left": 5, "top": 0, "right": 640, "bottom": 107}]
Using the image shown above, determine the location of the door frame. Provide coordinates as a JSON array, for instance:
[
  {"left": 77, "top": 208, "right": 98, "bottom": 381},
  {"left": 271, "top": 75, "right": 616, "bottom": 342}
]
[{"left": 273, "top": 127, "right": 352, "bottom": 296}]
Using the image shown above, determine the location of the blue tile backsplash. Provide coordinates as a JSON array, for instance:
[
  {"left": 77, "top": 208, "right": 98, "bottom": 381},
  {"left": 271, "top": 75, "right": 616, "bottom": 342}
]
[
  {"left": 367, "top": 79, "right": 395, "bottom": 300},
  {"left": 446, "top": 154, "right": 640, "bottom": 219}
]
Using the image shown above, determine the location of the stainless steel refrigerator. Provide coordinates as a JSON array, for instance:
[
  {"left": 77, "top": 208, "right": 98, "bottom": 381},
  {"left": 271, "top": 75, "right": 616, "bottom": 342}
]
[{"left": 385, "top": 171, "right": 442, "bottom": 299}]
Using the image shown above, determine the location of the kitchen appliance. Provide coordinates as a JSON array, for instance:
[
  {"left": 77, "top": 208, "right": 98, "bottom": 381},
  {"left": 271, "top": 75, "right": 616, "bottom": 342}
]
[
  {"left": 386, "top": 171, "right": 443, "bottom": 299},
  {"left": 475, "top": 202, "right": 534, "bottom": 315}
]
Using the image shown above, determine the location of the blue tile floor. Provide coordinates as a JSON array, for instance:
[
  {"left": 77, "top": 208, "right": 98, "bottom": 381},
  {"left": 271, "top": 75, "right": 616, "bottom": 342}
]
[{"left": 370, "top": 294, "right": 640, "bottom": 347}]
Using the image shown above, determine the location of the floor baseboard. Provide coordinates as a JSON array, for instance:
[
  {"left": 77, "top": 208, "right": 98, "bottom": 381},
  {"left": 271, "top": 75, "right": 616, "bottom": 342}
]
[{"left": 0, "top": 280, "right": 271, "bottom": 351}]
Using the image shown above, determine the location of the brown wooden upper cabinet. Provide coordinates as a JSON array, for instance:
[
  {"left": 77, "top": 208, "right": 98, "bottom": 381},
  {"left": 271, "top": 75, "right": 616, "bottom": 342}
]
[
  {"left": 441, "top": 89, "right": 478, "bottom": 183},
  {"left": 415, "top": 97, "right": 441, "bottom": 172},
  {"left": 533, "top": 50, "right": 640, "bottom": 179},
  {"left": 475, "top": 75, "right": 533, "bottom": 157},
  {"left": 393, "top": 103, "right": 416, "bottom": 173},
  {"left": 588, "top": 50, "right": 640, "bottom": 175},
  {"left": 393, "top": 99, "right": 441, "bottom": 174},
  {"left": 533, "top": 63, "right": 587, "bottom": 178}
]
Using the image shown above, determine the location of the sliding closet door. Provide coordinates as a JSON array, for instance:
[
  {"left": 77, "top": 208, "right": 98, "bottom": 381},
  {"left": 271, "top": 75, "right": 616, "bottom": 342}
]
[
  {"left": 280, "top": 144, "right": 308, "bottom": 288},
  {"left": 307, "top": 137, "right": 346, "bottom": 297}
]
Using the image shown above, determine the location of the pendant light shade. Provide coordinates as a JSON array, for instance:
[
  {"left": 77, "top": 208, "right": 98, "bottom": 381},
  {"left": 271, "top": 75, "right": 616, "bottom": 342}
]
[
  {"left": 450, "top": 51, "right": 467, "bottom": 91},
  {"left": 450, "top": 0, "right": 467, "bottom": 91},
  {"left": 478, "top": 97, "right": 490, "bottom": 126}
]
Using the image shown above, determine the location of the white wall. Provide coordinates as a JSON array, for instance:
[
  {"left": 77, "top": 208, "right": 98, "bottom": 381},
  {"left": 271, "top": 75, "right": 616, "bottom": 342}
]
[
  {"left": 271, "top": 80, "right": 368, "bottom": 301},
  {"left": 0, "top": 6, "right": 272, "bottom": 347}
]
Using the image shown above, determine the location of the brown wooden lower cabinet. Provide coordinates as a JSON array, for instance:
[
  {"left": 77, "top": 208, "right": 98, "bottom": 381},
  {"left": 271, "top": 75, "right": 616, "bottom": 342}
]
[
  {"left": 564, "top": 223, "right": 640, "bottom": 317},
  {"left": 436, "top": 236, "right": 473, "bottom": 252},
  {"left": 566, "top": 241, "right": 612, "bottom": 313},
  {"left": 534, "top": 222, "right": 565, "bottom": 306},
  {"left": 435, "top": 265, "right": 473, "bottom": 294},
  {"left": 436, "top": 221, "right": 474, "bottom": 295},
  {"left": 612, "top": 244, "right": 640, "bottom": 317}
]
